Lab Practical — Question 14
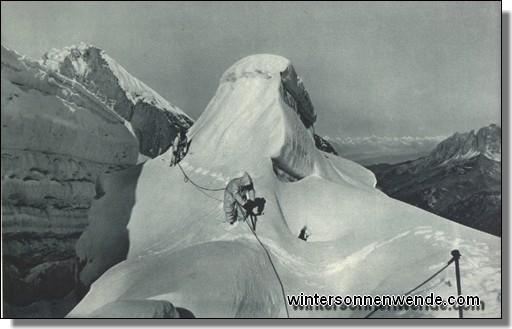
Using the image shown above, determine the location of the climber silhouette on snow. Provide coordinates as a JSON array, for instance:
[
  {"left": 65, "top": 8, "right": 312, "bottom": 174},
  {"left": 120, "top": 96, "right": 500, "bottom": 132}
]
[
  {"left": 170, "top": 129, "right": 189, "bottom": 166},
  {"left": 298, "top": 225, "right": 312, "bottom": 241},
  {"left": 223, "top": 172, "right": 265, "bottom": 228}
]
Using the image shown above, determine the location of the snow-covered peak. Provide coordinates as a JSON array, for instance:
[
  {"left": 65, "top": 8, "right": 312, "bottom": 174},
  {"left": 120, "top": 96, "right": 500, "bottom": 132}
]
[
  {"left": 42, "top": 43, "right": 191, "bottom": 119},
  {"left": 1, "top": 44, "right": 138, "bottom": 165},
  {"left": 221, "top": 54, "right": 290, "bottom": 81},
  {"left": 188, "top": 54, "right": 347, "bottom": 183},
  {"left": 41, "top": 43, "right": 193, "bottom": 158},
  {"left": 42, "top": 42, "right": 94, "bottom": 72}
]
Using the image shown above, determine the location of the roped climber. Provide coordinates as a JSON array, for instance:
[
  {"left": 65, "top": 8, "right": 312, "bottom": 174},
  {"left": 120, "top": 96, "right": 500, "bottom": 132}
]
[
  {"left": 298, "top": 225, "right": 312, "bottom": 241},
  {"left": 224, "top": 172, "right": 257, "bottom": 225},
  {"left": 170, "top": 129, "right": 189, "bottom": 166}
]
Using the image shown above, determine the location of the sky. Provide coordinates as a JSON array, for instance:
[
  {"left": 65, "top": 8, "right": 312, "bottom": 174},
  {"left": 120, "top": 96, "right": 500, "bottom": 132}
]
[{"left": 1, "top": 1, "right": 501, "bottom": 138}]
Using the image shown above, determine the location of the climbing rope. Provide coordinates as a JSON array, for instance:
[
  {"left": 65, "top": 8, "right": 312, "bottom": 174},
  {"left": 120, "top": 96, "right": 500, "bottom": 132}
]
[
  {"left": 190, "top": 184, "right": 224, "bottom": 202},
  {"left": 364, "top": 256, "right": 456, "bottom": 318},
  {"left": 176, "top": 161, "right": 464, "bottom": 319},
  {"left": 176, "top": 162, "right": 225, "bottom": 202},
  {"left": 245, "top": 215, "right": 291, "bottom": 318},
  {"left": 177, "top": 163, "right": 226, "bottom": 191},
  {"left": 177, "top": 159, "right": 290, "bottom": 317}
]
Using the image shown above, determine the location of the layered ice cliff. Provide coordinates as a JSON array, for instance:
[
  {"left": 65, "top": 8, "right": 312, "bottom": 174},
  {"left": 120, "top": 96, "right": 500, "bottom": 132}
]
[{"left": 1, "top": 45, "right": 139, "bottom": 317}]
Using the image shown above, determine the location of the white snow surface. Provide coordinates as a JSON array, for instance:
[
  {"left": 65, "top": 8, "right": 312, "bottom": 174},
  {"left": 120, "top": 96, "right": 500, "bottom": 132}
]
[
  {"left": 71, "top": 54, "right": 501, "bottom": 318},
  {"left": 43, "top": 42, "right": 191, "bottom": 118},
  {"left": 1, "top": 45, "right": 138, "bottom": 165}
]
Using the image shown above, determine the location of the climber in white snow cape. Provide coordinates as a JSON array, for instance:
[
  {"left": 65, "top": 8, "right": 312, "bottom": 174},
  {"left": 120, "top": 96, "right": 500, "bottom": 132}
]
[
  {"left": 223, "top": 172, "right": 265, "bottom": 228},
  {"left": 170, "top": 129, "right": 189, "bottom": 166}
]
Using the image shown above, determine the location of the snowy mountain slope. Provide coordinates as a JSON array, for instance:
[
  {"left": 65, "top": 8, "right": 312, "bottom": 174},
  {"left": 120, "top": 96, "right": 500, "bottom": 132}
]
[
  {"left": 42, "top": 43, "right": 194, "bottom": 158},
  {"left": 1, "top": 45, "right": 139, "bottom": 317},
  {"left": 70, "top": 55, "right": 500, "bottom": 318}
]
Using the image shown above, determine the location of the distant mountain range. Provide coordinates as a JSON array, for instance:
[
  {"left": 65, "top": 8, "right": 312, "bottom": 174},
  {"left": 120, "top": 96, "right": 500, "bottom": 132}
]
[
  {"left": 368, "top": 124, "right": 501, "bottom": 237},
  {"left": 325, "top": 135, "right": 446, "bottom": 165}
]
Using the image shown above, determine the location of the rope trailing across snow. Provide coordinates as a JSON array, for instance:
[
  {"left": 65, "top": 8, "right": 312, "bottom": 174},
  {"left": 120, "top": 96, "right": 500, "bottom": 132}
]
[
  {"left": 177, "top": 162, "right": 225, "bottom": 202},
  {"left": 177, "top": 160, "right": 464, "bottom": 319},
  {"left": 177, "top": 162, "right": 226, "bottom": 191},
  {"left": 245, "top": 214, "right": 291, "bottom": 318},
  {"left": 177, "top": 162, "right": 290, "bottom": 317},
  {"left": 365, "top": 251, "right": 461, "bottom": 318}
]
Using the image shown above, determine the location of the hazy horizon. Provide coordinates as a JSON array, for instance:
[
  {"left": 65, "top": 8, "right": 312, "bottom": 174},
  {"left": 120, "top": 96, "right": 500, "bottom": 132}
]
[{"left": 1, "top": 1, "right": 501, "bottom": 138}]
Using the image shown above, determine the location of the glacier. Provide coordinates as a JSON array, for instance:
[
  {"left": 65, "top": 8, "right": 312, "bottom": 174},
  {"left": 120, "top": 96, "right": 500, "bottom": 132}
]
[
  {"left": 1, "top": 45, "right": 139, "bottom": 317},
  {"left": 69, "top": 54, "right": 500, "bottom": 318}
]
